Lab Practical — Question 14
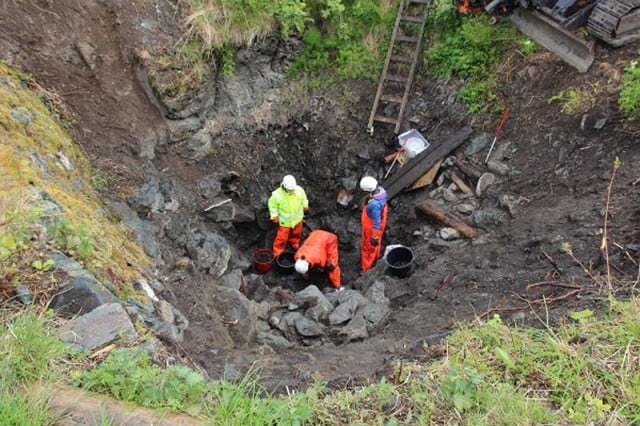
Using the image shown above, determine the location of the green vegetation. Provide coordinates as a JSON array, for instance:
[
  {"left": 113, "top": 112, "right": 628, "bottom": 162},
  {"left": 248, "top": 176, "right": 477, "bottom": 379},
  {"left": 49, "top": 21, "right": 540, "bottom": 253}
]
[
  {"left": 547, "top": 85, "right": 598, "bottom": 115},
  {"left": 0, "top": 62, "right": 150, "bottom": 293},
  {"left": 619, "top": 59, "right": 640, "bottom": 120},
  {"left": 165, "top": 0, "right": 395, "bottom": 92},
  {"left": 423, "top": 0, "right": 522, "bottom": 112},
  {"left": 74, "top": 348, "right": 316, "bottom": 423},
  {"left": 0, "top": 310, "right": 73, "bottom": 425},
  {"left": 4, "top": 294, "right": 622, "bottom": 424}
]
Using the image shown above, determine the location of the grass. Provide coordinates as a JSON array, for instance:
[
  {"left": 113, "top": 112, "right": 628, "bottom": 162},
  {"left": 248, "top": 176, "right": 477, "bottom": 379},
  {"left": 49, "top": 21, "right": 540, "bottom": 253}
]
[
  {"left": 154, "top": 0, "right": 397, "bottom": 100},
  {"left": 0, "top": 309, "right": 73, "bottom": 425},
  {"left": 547, "top": 84, "right": 599, "bottom": 115},
  {"left": 423, "top": 0, "right": 522, "bottom": 112},
  {"left": 619, "top": 59, "right": 640, "bottom": 120}
]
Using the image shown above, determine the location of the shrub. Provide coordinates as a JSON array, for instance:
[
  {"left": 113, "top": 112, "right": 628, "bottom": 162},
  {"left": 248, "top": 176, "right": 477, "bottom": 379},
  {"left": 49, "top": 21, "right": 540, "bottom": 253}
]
[{"left": 619, "top": 60, "right": 640, "bottom": 119}]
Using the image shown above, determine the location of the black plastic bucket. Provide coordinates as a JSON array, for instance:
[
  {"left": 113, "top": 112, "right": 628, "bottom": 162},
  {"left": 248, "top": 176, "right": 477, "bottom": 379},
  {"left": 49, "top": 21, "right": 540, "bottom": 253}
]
[
  {"left": 275, "top": 250, "right": 296, "bottom": 275},
  {"left": 385, "top": 246, "right": 415, "bottom": 278}
]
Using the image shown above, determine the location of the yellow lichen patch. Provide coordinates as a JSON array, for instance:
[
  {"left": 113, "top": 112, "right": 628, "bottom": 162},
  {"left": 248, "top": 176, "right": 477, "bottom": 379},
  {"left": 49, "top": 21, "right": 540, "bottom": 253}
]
[{"left": 0, "top": 62, "right": 149, "bottom": 290}]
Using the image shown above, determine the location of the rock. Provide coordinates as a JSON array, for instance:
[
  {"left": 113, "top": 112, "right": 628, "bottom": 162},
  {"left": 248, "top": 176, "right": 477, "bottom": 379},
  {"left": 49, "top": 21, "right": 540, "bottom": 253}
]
[
  {"left": 487, "top": 160, "right": 509, "bottom": 176},
  {"left": 197, "top": 178, "right": 222, "bottom": 200},
  {"left": 337, "top": 311, "right": 368, "bottom": 342},
  {"left": 455, "top": 203, "right": 476, "bottom": 214},
  {"left": 223, "top": 364, "right": 241, "bottom": 381},
  {"left": 185, "top": 128, "right": 214, "bottom": 160},
  {"left": 499, "top": 194, "right": 524, "bottom": 216},
  {"left": 127, "top": 299, "right": 189, "bottom": 344},
  {"left": 364, "top": 281, "right": 388, "bottom": 305},
  {"left": 207, "top": 202, "right": 235, "bottom": 222},
  {"left": 442, "top": 188, "right": 458, "bottom": 203},
  {"left": 75, "top": 41, "right": 96, "bottom": 70},
  {"left": 211, "top": 286, "right": 257, "bottom": 347},
  {"left": 128, "top": 179, "right": 165, "bottom": 215},
  {"left": 341, "top": 175, "right": 359, "bottom": 191},
  {"left": 465, "top": 132, "right": 490, "bottom": 157},
  {"left": 438, "top": 227, "right": 460, "bottom": 240},
  {"left": 336, "top": 189, "right": 353, "bottom": 207},
  {"left": 329, "top": 291, "right": 367, "bottom": 325},
  {"left": 10, "top": 106, "right": 33, "bottom": 124},
  {"left": 251, "top": 301, "right": 272, "bottom": 321},
  {"left": 294, "top": 316, "right": 324, "bottom": 337},
  {"left": 219, "top": 269, "right": 244, "bottom": 292},
  {"left": 594, "top": 118, "right": 607, "bottom": 129},
  {"left": 257, "top": 330, "right": 293, "bottom": 348},
  {"left": 107, "top": 201, "right": 162, "bottom": 261},
  {"left": 58, "top": 302, "right": 138, "bottom": 351},
  {"left": 16, "top": 285, "right": 32, "bottom": 305},
  {"left": 475, "top": 172, "right": 496, "bottom": 197},
  {"left": 155, "top": 300, "right": 175, "bottom": 325},
  {"left": 167, "top": 117, "right": 202, "bottom": 142},
  {"left": 294, "top": 285, "right": 333, "bottom": 312},
  {"left": 244, "top": 274, "right": 269, "bottom": 302},
  {"left": 52, "top": 276, "right": 118, "bottom": 317},
  {"left": 186, "top": 231, "right": 231, "bottom": 277},
  {"left": 362, "top": 303, "right": 391, "bottom": 333},
  {"left": 133, "top": 278, "right": 159, "bottom": 302},
  {"left": 281, "top": 312, "right": 304, "bottom": 340},
  {"left": 471, "top": 207, "right": 505, "bottom": 227}
]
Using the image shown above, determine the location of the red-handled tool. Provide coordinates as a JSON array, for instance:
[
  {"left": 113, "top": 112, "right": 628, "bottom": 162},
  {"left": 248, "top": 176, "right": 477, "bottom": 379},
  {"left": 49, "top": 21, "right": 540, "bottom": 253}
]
[{"left": 484, "top": 107, "right": 510, "bottom": 164}]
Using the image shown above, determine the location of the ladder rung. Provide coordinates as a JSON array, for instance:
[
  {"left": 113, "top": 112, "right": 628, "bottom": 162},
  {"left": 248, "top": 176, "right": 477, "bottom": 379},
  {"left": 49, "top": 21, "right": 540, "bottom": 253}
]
[
  {"left": 381, "top": 94, "right": 403, "bottom": 103},
  {"left": 395, "top": 35, "right": 419, "bottom": 43},
  {"left": 385, "top": 74, "right": 408, "bottom": 83},
  {"left": 390, "top": 55, "right": 413, "bottom": 63},
  {"left": 373, "top": 115, "right": 399, "bottom": 124},
  {"left": 401, "top": 15, "right": 423, "bottom": 23}
]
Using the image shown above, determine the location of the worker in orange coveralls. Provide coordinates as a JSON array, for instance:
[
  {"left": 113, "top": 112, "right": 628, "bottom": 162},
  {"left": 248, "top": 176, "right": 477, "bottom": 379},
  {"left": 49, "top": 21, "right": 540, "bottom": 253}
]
[
  {"left": 360, "top": 176, "right": 388, "bottom": 271},
  {"left": 268, "top": 174, "right": 309, "bottom": 257},
  {"left": 294, "top": 229, "right": 342, "bottom": 290}
]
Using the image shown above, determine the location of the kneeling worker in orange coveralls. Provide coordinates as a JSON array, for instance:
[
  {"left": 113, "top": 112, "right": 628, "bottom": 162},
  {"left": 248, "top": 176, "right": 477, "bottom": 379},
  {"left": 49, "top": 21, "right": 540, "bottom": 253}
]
[{"left": 293, "top": 229, "right": 342, "bottom": 291}]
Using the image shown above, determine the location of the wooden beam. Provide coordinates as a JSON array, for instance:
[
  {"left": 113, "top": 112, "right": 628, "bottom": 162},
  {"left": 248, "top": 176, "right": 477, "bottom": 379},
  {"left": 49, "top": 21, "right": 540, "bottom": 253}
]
[
  {"left": 383, "top": 126, "right": 472, "bottom": 200},
  {"left": 450, "top": 172, "right": 474, "bottom": 196},
  {"left": 408, "top": 159, "right": 442, "bottom": 190},
  {"left": 415, "top": 200, "right": 476, "bottom": 239}
]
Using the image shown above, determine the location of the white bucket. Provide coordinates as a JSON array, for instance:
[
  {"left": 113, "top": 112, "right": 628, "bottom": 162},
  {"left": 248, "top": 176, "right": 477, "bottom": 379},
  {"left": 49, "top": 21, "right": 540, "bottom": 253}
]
[{"left": 398, "top": 129, "right": 430, "bottom": 158}]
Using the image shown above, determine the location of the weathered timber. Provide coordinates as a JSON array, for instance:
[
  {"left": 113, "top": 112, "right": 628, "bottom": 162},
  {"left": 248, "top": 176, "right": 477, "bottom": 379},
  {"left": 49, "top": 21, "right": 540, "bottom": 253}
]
[
  {"left": 409, "top": 159, "right": 442, "bottom": 190},
  {"left": 453, "top": 156, "right": 482, "bottom": 179},
  {"left": 450, "top": 172, "right": 474, "bottom": 195},
  {"left": 415, "top": 200, "right": 476, "bottom": 238},
  {"left": 383, "top": 126, "right": 473, "bottom": 200}
]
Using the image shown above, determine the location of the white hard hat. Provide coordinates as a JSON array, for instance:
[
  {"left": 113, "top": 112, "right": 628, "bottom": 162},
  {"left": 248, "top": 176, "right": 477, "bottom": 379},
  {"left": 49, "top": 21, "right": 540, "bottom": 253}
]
[
  {"left": 359, "top": 176, "right": 378, "bottom": 192},
  {"left": 294, "top": 258, "right": 309, "bottom": 274},
  {"left": 282, "top": 175, "right": 297, "bottom": 190}
]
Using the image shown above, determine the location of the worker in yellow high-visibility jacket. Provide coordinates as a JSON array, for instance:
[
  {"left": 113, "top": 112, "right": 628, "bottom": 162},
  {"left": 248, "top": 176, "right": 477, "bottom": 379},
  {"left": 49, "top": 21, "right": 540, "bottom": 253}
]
[{"left": 268, "top": 175, "right": 309, "bottom": 257}]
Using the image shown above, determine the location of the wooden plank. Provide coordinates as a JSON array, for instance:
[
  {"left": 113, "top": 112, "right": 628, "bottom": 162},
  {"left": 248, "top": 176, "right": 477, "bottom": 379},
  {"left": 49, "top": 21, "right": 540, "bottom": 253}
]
[
  {"left": 450, "top": 172, "right": 474, "bottom": 195},
  {"left": 383, "top": 126, "right": 473, "bottom": 200},
  {"left": 415, "top": 200, "right": 476, "bottom": 239},
  {"left": 408, "top": 159, "right": 442, "bottom": 190}
]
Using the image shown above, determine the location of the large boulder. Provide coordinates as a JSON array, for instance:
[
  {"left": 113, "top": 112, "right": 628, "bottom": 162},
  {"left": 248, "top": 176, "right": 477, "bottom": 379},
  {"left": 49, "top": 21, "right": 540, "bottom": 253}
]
[
  {"left": 58, "top": 303, "right": 138, "bottom": 351},
  {"left": 211, "top": 286, "right": 257, "bottom": 347},
  {"left": 186, "top": 230, "right": 232, "bottom": 276}
]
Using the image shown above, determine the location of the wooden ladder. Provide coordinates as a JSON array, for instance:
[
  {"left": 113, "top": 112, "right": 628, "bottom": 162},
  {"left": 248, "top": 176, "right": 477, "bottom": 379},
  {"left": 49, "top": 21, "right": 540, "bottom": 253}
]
[{"left": 367, "top": 0, "right": 431, "bottom": 135}]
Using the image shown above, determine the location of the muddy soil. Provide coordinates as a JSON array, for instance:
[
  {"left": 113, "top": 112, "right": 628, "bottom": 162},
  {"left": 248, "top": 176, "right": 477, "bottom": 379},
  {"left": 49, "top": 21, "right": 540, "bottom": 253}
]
[{"left": 2, "top": 1, "right": 639, "bottom": 393}]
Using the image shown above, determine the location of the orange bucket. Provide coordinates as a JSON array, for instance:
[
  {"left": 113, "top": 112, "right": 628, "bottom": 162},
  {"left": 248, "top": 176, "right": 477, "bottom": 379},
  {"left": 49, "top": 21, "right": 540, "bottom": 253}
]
[{"left": 253, "top": 248, "right": 274, "bottom": 274}]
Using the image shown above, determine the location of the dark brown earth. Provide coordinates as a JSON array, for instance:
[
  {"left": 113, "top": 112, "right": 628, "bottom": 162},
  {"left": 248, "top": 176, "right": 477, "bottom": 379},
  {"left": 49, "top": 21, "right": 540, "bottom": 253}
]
[{"left": 2, "top": 0, "right": 639, "bottom": 394}]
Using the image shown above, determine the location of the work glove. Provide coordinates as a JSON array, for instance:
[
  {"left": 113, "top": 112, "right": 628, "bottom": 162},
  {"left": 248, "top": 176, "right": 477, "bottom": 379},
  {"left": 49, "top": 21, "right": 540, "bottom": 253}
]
[
  {"left": 271, "top": 217, "right": 279, "bottom": 224},
  {"left": 370, "top": 237, "right": 379, "bottom": 247},
  {"left": 325, "top": 262, "right": 335, "bottom": 272}
]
